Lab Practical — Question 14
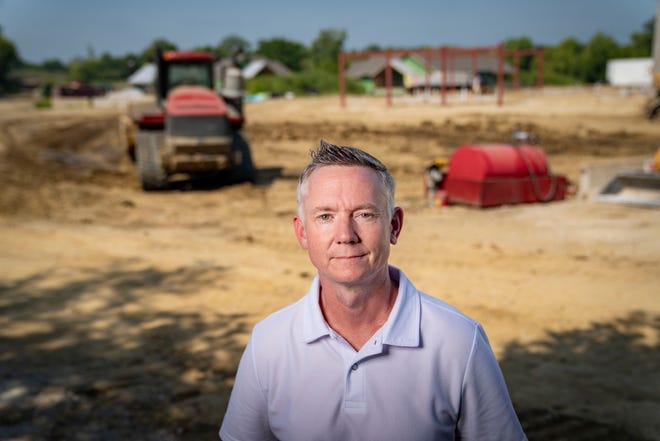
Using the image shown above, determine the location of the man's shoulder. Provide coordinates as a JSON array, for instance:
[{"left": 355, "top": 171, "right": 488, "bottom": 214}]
[
  {"left": 253, "top": 298, "right": 304, "bottom": 336},
  {"left": 419, "top": 292, "right": 476, "bottom": 323},
  {"left": 395, "top": 267, "right": 480, "bottom": 335},
  {"left": 417, "top": 291, "right": 481, "bottom": 336}
]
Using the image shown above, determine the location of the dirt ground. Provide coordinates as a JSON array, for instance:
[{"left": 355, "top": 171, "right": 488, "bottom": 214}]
[{"left": 0, "top": 87, "right": 659, "bottom": 441}]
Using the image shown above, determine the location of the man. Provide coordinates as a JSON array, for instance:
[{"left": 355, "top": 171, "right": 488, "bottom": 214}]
[
  {"left": 220, "top": 140, "right": 526, "bottom": 441},
  {"left": 424, "top": 158, "right": 448, "bottom": 207}
]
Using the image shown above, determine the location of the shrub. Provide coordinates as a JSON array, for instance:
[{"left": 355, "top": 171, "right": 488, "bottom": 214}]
[{"left": 245, "top": 70, "right": 365, "bottom": 96}]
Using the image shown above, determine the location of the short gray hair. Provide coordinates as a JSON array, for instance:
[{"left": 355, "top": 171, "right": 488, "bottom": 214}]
[{"left": 296, "top": 140, "right": 396, "bottom": 218}]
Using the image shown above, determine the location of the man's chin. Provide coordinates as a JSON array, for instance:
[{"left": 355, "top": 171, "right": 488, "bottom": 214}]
[{"left": 323, "top": 267, "right": 373, "bottom": 287}]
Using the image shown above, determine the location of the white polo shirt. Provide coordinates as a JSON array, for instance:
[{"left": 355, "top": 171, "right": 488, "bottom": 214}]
[{"left": 220, "top": 267, "right": 526, "bottom": 441}]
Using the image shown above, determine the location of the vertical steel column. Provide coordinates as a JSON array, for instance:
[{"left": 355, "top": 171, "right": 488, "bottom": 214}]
[
  {"left": 425, "top": 48, "right": 431, "bottom": 95},
  {"left": 513, "top": 51, "right": 520, "bottom": 90},
  {"left": 449, "top": 49, "right": 455, "bottom": 93},
  {"left": 385, "top": 49, "right": 392, "bottom": 107},
  {"left": 537, "top": 48, "right": 544, "bottom": 89},
  {"left": 339, "top": 51, "right": 346, "bottom": 107},
  {"left": 497, "top": 44, "right": 504, "bottom": 106},
  {"left": 441, "top": 47, "right": 447, "bottom": 106}
]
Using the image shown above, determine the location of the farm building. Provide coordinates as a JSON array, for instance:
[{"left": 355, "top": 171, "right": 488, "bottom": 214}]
[
  {"left": 240, "top": 57, "right": 291, "bottom": 79},
  {"left": 345, "top": 57, "right": 420, "bottom": 92},
  {"left": 345, "top": 53, "right": 513, "bottom": 93},
  {"left": 127, "top": 56, "right": 291, "bottom": 89},
  {"left": 606, "top": 58, "right": 653, "bottom": 88},
  {"left": 126, "top": 63, "right": 157, "bottom": 88}
]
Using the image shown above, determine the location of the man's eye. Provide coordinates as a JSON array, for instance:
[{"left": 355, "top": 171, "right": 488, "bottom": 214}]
[
  {"left": 318, "top": 214, "right": 332, "bottom": 221},
  {"left": 357, "top": 212, "right": 375, "bottom": 219}
]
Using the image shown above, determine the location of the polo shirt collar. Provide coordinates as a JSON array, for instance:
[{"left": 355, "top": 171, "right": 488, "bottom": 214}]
[
  {"left": 302, "top": 276, "right": 331, "bottom": 343},
  {"left": 301, "top": 266, "right": 421, "bottom": 348},
  {"left": 381, "top": 266, "right": 421, "bottom": 348}
]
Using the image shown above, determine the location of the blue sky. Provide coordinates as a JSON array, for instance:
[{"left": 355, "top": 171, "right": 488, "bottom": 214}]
[{"left": 0, "top": 0, "right": 656, "bottom": 63}]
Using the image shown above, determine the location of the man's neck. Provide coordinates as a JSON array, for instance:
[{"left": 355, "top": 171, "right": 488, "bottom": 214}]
[{"left": 319, "top": 273, "right": 398, "bottom": 350}]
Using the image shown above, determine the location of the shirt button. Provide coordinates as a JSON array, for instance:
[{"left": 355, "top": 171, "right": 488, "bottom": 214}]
[{"left": 351, "top": 363, "right": 359, "bottom": 371}]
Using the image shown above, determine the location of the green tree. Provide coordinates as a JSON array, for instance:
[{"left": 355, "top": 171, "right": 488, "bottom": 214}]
[
  {"left": 140, "top": 38, "right": 178, "bottom": 64},
  {"left": 363, "top": 44, "right": 383, "bottom": 53},
  {"left": 581, "top": 32, "right": 621, "bottom": 82},
  {"left": 67, "top": 52, "right": 125, "bottom": 83},
  {"left": 214, "top": 34, "right": 251, "bottom": 58},
  {"left": 256, "top": 37, "right": 308, "bottom": 71},
  {"left": 308, "top": 28, "right": 347, "bottom": 72},
  {"left": 96, "top": 52, "right": 131, "bottom": 80},
  {"left": 245, "top": 70, "right": 364, "bottom": 95},
  {"left": 504, "top": 36, "right": 535, "bottom": 71},
  {"left": 193, "top": 44, "right": 215, "bottom": 54},
  {"left": 623, "top": 17, "right": 653, "bottom": 57},
  {"left": 41, "top": 58, "right": 67, "bottom": 72},
  {"left": 120, "top": 53, "right": 140, "bottom": 76},
  {"left": 0, "top": 30, "right": 20, "bottom": 93},
  {"left": 544, "top": 37, "right": 584, "bottom": 83},
  {"left": 69, "top": 58, "right": 96, "bottom": 82}
]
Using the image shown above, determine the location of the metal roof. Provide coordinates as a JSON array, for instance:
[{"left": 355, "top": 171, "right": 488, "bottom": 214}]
[
  {"left": 242, "top": 57, "right": 291, "bottom": 79},
  {"left": 346, "top": 54, "right": 513, "bottom": 81},
  {"left": 127, "top": 63, "right": 156, "bottom": 86},
  {"left": 126, "top": 57, "right": 292, "bottom": 85},
  {"left": 345, "top": 57, "right": 419, "bottom": 79}
]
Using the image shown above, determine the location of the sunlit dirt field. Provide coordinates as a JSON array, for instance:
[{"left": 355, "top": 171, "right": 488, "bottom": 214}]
[{"left": 1, "top": 87, "right": 659, "bottom": 440}]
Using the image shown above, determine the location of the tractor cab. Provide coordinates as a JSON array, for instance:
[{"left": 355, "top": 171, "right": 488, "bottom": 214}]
[{"left": 156, "top": 50, "right": 214, "bottom": 106}]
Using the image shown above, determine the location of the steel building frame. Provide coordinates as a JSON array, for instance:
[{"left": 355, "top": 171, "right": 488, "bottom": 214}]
[{"left": 338, "top": 45, "right": 544, "bottom": 107}]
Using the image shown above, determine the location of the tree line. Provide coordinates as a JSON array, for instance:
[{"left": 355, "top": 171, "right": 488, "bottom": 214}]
[
  {"left": 504, "top": 18, "right": 653, "bottom": 85},
  {"left": 0, "top": 18, "right": 654, "bottom": 95}
]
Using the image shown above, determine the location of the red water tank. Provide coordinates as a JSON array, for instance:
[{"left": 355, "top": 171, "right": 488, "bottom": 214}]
[{"left": 444, "top": 144, "right": 567, "bottom": 207}]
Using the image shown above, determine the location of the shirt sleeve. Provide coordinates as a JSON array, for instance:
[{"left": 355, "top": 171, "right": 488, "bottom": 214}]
[
  {"left": 457, "top": 324, "right": 527, "bottom": 441},
  {"left": 219, "top": 333, "right": 277, "bottom": 441}
]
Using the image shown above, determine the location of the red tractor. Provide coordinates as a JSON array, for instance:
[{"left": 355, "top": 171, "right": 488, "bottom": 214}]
[{"left": 122, "top": 49, "right": 253, "bottom": 190}]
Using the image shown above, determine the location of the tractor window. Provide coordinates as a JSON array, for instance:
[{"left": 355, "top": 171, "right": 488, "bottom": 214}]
[{"left": 168, "top": 63, "right": 211, "bottom": 90}]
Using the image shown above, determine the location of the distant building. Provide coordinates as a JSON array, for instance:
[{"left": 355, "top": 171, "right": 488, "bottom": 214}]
[
  {"left": 345, "top": 57, "right": 419, "bottom": 92},
  {"left": 345, "top": 53, "right": 512, "bottom": 93},
  {"left": 241, "top": 57, "right": 291, "bottom": 79},
  {"left": 606, "top": 58, "right": 653, "bottom": 88},
  {"left": 128, "top": 56, "right": 292, "bottom": 90},
  {"left": 127, "top": 63, "right": 157, "bottom": 88}
]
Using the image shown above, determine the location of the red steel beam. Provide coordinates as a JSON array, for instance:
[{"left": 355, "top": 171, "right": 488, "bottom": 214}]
[
  {"left": 385, "top": 49, "right": 392, "bottom": 107},
  {"left": 338, "top": 43, "right": 546, "bottom": 108},
  {"left": 503, "top": 47, "right": 545, "bottom": 90},
  {"left": 513, "top": 52, "right": 520, "bottom": 89},
  {"left": 339, "top": 51, "right": 346, "bottom": 107},
  {"left": 536, "top": 48, "right": 544, "bottom": 89},
  {"left": 425, "top": 48, "right": 431, "bottom": 94},
  {"left": 497, "top": 44, "right": 504, "bottom": 106},
  {"left": 441, "top": 47, "right": 447, "bottom": 106}
]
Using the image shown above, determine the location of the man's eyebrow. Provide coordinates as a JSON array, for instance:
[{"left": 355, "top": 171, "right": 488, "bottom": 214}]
[
  {"left": 353, "top": 203, "right": 380, "bottom": 211},
  {"left": 311, "top": 203, "right": 380, "bottom": 212}
]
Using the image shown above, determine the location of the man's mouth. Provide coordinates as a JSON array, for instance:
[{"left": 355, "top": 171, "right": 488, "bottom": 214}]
[{"left": 333, "top": 253, "right": 367, "bottom": 260}]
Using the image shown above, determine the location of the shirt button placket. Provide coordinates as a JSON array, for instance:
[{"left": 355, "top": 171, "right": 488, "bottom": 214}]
[{"left": 344, "top": 358, "right": 366, "bottom": 414}]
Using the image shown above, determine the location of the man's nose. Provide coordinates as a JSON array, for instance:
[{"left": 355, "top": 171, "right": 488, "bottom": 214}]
[{"left": 335, "top": 216, "right": 359, "bottom": 244}]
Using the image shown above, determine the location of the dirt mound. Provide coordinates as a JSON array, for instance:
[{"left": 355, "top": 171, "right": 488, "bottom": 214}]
[
  {"left": 0, "top": 109, "right": 133, "bottom": 219},
  {"left": 1, "top": 99, "right": 655, "bottom": 221}
]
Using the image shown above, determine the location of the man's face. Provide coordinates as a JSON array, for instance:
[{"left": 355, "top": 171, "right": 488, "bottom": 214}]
[{"left": 293, "top": 165, "right": 403, "bottom": 289}]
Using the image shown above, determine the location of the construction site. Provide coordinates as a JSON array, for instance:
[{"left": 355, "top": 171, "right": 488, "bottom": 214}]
[{"left": 0, "top": 82, "right": 658, "bottom": 439}]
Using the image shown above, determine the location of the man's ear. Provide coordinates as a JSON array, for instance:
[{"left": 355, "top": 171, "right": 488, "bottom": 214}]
[
  {"left": 293, "top": 216, "right": 308, "bottom": 250},
  {"left": 389, "top": 207, "right": 404, "bottom": 245}
]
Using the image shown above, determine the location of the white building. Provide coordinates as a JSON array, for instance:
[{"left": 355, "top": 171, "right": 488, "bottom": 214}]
[{"left": 606, "top": 58, "right": 653, "bottom": 88}]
